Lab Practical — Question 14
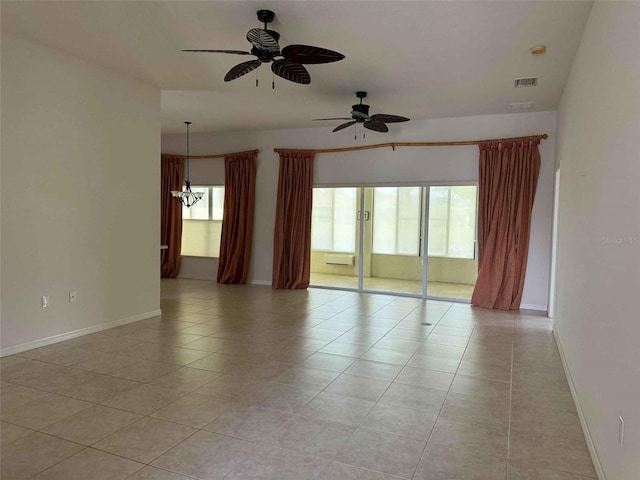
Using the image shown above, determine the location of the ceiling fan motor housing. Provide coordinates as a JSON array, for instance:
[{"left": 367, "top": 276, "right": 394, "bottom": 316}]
[{"left": 352, "top": 103, "right": 370, "bottom": 121}]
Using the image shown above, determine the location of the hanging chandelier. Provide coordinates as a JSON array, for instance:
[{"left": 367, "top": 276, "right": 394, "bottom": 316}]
[{"left": 171, "top": 121, "right": 203, "bottom": 207}]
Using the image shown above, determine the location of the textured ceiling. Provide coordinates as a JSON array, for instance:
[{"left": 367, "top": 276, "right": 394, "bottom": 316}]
[{"left": 2, "top": 1, "right": 593, "bottom": 133}]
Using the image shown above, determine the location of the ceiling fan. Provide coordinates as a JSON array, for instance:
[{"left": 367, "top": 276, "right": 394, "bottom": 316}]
[
  {"left": 182, "top": 9, "right": 344, "bottom": 87},
  {"left": 313, "top": 91, "right": 410, "bottom": 136}
]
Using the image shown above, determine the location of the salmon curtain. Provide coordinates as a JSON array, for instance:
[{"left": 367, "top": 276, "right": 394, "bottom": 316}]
[
  {"left": 161, "top": 155, "right": 184, "bottom": 278},
  {"left": 272, "top": 150, "right": 315, "bottom": 289},
  {"left": 217, "top": 151, "right": 257, "bottom": 284},
  {"left": 471, "top": 139, "right": 541, "bottom": 310}
]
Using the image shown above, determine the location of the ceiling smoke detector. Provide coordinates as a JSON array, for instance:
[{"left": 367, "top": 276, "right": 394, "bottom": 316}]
[{"left": 514, "top": 77, "right": 538, "bottom": 88}]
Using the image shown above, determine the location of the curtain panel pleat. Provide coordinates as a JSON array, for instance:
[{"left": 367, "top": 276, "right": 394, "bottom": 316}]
[
  {"left": 160, "top": 155, "right": 184, "bottom": 278},
  {"left": 471, "top": 140, "right": 541, "bottom": 310},
  {"left": 272, "top": 151, "right": 315, "bottom": 289},
  {"left": 217, "top": 151, "right": 257, "bottom": 284}
]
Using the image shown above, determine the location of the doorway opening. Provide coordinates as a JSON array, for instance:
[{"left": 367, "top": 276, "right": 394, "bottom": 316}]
[{"left": 310, "top": 185, "right": 478, "bottom": 301}]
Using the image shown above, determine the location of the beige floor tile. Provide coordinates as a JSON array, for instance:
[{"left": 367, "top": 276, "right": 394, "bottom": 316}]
[
  {"left": 204, "top": 403, "right": 291, "bottom": 442},
  {"left": 320, "top": 341, "right": 370, "bottom": 358},
  {"left": 151, "top": 392, "right": 230, "bottom": 428},
  {"left": 194, "top": 374, "right": 265, "bottom": 400},
  {"left": 32, "top": 448, "right": 143, "bottom": 479},
  {"left": 507, "top": 461, "right": 596, "bottom": 479},
  {"left": 415, "top": 343, "right": 464, "bottom": 361},
  {"left": 257, "top": 383, "right": 324, "bottom": 413},
  {"left": 510, "top": 404, "right": 585, "bottom": 441},
  {"left": 301, "top": 352, "right": 356, "bottom": 372},
  {"left": 441, "top": 391, "right": 510, "bottom": 428},
  {"left": 318, "top": 462, "right": 398, "bottom": 480},
  {"left": 457, "top": 356, "right": 512, "bottom": 382},
  {"left": 0, "top": 360, "right": 69, "bottom": 385},
  {"left": 18, "top": 367, "right": 98, "bottom": 393},
  {"left": 360, "top": 403, "right": 437, "bottom": 441},
  {"left": 0, "top": 421, "right": 33, "bottom": 446},
  {"left": 93, "top": 417, "right": 197, "bottom": 463},
  {"left": 102, "top": 384, "right": 188, "bottom": 415},
  {"left": 0, "top": 383, "right": 51, "bottom": 413},
  {"left": 273, "top": 366, "right": 341, "bottom": 389},
  {"left": 335, "top": 428, "right": 426, "bottom": 478},
  {"left": 413, "top": 443, "right": 507, "bottom": 479},
  {"left": 224, "top": 445, "right": 328, "bottom": 480},
  {"left": 324, "top": 373, "right": 391, "bottom": 402},
  {"left": 407, "top": 353, "right": 461, "bottom": 373},
  {"left": 360, "top": 347, "right": 414, "bottom": 365},
  {"left": 509, "top": 427, "right": 597, "bottom": 477},
  {"left": 378, "top": 382, "right": 447, "bottom": 413},
  {"left": 300, "top": 391, "right": 375, "bottom": 427},
  {"left": 0, "top": 432, "right": 84, "bottom": 480},
  {"left": 373, "top": 337, "right": 422, "bottom": 352},
  {"left": 0, "top": 356, "right": 29, "bottom": 369},
  {"left": 151, "top": 430, "right": 255, "bottom": 479},
  {"left": 425, "top": 333, "right": 469, "bottom": 348},
  {"left": 449, "top": 374, "right": 511, "bottom": 403},
  {"left": 74, "top": 352, "right": 140, "bottom": 374},
  {"left": 344, "top": 359, "right": 403, "bottom": 381},
  {"left": 55, "top": 374, "right": 141, "bottom": 403},
  {"left": 149, "top": 366, "right": 222, "bottom": 391},
  {"left": 2, "top": 393, "right": 92, "bottom": 430},
  {"left": 395, "top": 366, "right": 454, "bottom": 391},
  {"left": 184, "top": 352, "right": 249, "bottom": 373},
  {"left": 126, "top": 466, "right": 193, "bottom": 480},
  {"left": 266, "top": 416, "right": 355, "bottom": 460},
  {"left": 109, "top": 360, "right": 181, "bottom": 383},
  {"left": 42, "top": 405, "right": 142, "bottom": 445},
  {"left": 429, "top": 414, "right": 509, "bottom": 459},
  {"left": 38, "top": 347, "right": 97, "bottom": 366}
]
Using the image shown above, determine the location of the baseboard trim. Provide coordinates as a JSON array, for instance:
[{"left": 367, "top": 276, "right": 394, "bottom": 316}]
[
  {"left": 177, "top": 275, "right": 216, "bottom": 281},
  {"left": 0, "top": 309, "right": 162, "bottom": 357},
  {"left": 250, "top": 280, "right": 272, "bottom": 286},
  {"left": 520, "top": 303, "right": 548, "bottom": 312},
  {"left": 553, "top": 329, "right": 606, "bottom": 480}
]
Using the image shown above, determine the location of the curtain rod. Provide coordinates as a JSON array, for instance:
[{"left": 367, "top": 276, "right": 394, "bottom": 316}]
[
  {"left": 273, "top": 134, "right": 548, "bottom": 154},
  {"left": 161, "top": 149, "right": 259, "bottom": 160}
]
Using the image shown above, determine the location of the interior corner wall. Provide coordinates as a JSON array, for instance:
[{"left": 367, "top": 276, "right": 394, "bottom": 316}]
[
  {"left": 1, "top": 34, "right": 161, "bottom": 353},
  {"left": 554, "top": 3, "right": 640, "bottom": 479},
  {"left": 162, "top": 110, "right": 556, "bottom": 310}
]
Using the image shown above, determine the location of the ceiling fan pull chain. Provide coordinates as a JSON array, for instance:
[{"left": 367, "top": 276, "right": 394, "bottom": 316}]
[
  {"left": 272, "top": 71, "right": 275, "bottom": 90},
  {"left": 256, "top": 68, "right": 259, "bottom": 87}
]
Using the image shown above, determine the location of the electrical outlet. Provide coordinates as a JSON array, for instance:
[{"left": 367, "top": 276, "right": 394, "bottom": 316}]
[
  {"left": 619, "top": 416, "right": 624, "bottom": 446},
  {"left": 41, "top": 295, "right": 49, "bottom": 308},
  {"left": 69, "top": 291, "right": 77, "bottom": 303}
]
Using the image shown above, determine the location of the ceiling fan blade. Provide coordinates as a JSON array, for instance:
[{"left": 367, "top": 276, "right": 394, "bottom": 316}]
[
  {"left": 370, "top": 114, "right": 410, "bottom": 123},
  {"left": 224, "top": 60, "right": 262, "bottom": 82},
  {"left": 182, "top": 49, "right": 253, "bottom": 55},
  {"left": 332, "top": 121, "right": 357, "bottom": 132},
  {"left": 312, "top": 117, "right": 352, "bottom": 121},
  {"left": 246, "top": 28, "right": 280, "bottom": 52},
  {"left": 281, "top": 45, "right": 345, "bottom": 64},
  {"left": 364, "top": 120, "right": 389, "bottom": 133},
  {"left": 271, "top": 60, "right": 310, "bottom": 85}
]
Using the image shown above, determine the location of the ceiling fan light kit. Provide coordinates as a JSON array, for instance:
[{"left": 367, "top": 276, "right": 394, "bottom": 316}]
[{"left": 183, "top": 9, "right": 344, "bottom": 87}]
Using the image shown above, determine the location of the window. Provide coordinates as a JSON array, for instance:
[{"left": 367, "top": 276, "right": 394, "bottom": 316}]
[
  {"left": 181, "top": 186, "right": 225, "bottom": 258},
  {"left": 311, "top": 188, "right": 357, "bottom": 252},
  {"left": 372, "top": 187, "right": 422, "bottom": 256},
  {"left": 427, "top": 186, "right": 477, "bottom": 259}
]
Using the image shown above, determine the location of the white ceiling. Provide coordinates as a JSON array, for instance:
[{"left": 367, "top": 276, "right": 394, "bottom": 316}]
[{"left": 2, "top": 1, "right": 593, "bottom": 134}]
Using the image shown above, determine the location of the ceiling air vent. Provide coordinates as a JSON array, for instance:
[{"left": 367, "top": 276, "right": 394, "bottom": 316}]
[{"left": 514, "top": 77, "right": 538, "bottom": 88}]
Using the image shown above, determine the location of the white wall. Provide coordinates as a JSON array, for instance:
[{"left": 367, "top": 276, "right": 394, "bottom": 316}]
[
  {"left": 554, "top": 3, "right": 640, "bottom": 479},
  {"left": 163, "top": 111, "right": 555, "bottom": 309},
  {"left": 1, "top": 35, "right": 161, "bottom": 354}
]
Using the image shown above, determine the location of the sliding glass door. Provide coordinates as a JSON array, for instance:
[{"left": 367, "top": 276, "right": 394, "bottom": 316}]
[{"left": 309, "top": 184, "right": 478, "bottom": 302}]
